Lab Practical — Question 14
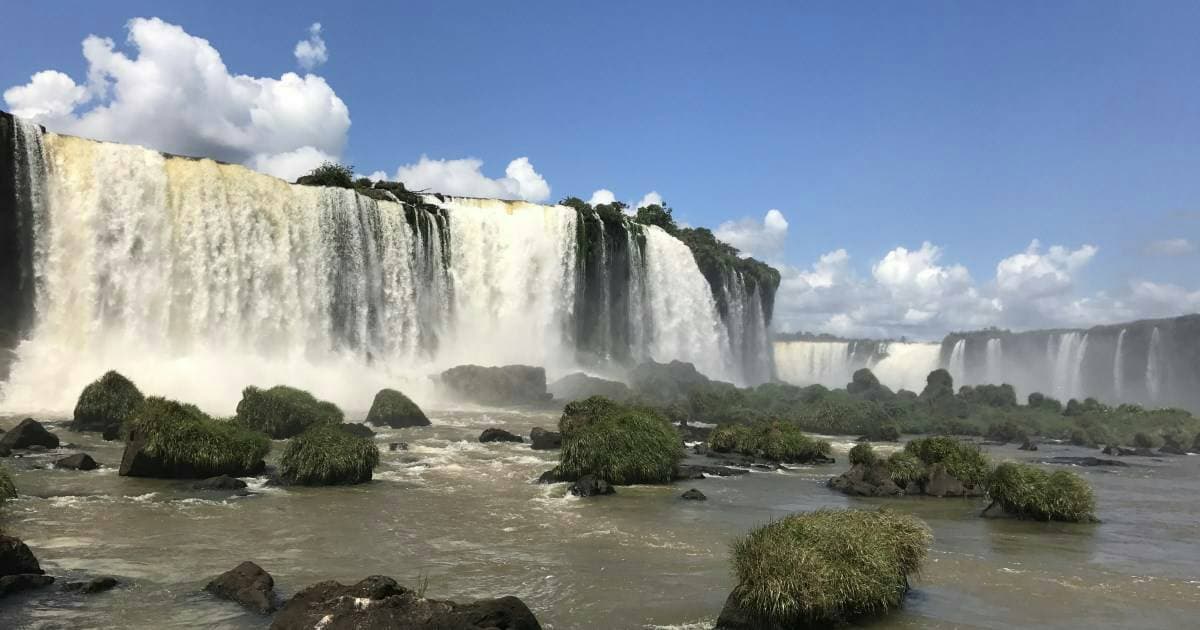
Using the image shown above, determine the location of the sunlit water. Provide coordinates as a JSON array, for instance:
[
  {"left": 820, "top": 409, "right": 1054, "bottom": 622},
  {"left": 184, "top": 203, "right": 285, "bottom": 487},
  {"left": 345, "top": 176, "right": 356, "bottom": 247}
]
[{"left": 1, "top": 411, "right": 1197, "bottom": 629}]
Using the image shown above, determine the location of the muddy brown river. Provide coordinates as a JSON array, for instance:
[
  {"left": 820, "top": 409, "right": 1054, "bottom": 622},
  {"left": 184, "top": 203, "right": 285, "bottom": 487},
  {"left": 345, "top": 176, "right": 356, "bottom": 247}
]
[{"left": 1, "top": 409, "right": 1197, "bottom": 629}]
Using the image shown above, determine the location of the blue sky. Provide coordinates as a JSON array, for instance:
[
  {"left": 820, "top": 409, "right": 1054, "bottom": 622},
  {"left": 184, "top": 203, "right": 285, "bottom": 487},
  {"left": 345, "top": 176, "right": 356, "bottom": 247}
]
[{"left": 3, "top": 1, "right": 1198, "bottom": 338}]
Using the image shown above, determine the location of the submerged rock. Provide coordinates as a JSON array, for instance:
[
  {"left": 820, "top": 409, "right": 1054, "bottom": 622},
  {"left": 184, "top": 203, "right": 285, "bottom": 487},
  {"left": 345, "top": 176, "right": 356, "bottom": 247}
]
[
  {"left": 63, "top": 576, "right": 119, "bottom": 594},
  {"left": 1043, "top": 456, "right": 1128, "bottom": 467},
  {"left": 206, "top": 561, "right": 277, "bottom": 614},
  {"left": 192, "top": 475, "right": 248, "bottom": 491},
  {"left": 529, "top": 427, "right": 561, "bottom": 450},
  {"left": 674, "top": 464, "right": 750, "bottom": 480},
  {"left": 828, "top": 463, "right": 904, "bottom": 497},
  {"left": 1019, "top": 439, "right": 1039, "bottom": 451},
  {"left": 0, "top": 535, "right": 44, "bottom": 576},
  {"left": 0, "top": 574, "right": 54, "bottom": 597},
  {"left": 269, "top": 575, "right": 542, "bottom": 630},
  {"left": 438, "top": 364, "right": 552, "bottom": 406},
  {"left": 570, "top": 474, "right": 615, "bottom": 497},
  {"left": 680, "top": 488, "right": 707, "bottom": 501},
  {"left": 337, "top": 423, "right": 376, "bottom": 439},
  {"left": 54, "top": 453, "right": 99, "bottom": 471},
  {"left": 365, "top": 388, "right": 429, "bottom": 428},
  {"left": 388, "top": 442, "right": 408, "bottom": 452},
  {"left": 0, "top": 418, "right": 60, "bottom": 451},
  {"left": 479, "top": 428, "right": 523, "bottom": 443}
]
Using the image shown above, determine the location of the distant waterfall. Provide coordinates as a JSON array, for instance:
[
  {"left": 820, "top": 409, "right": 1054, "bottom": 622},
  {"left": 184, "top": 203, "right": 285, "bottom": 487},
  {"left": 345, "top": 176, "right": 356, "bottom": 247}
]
[
  {"left": 1113, "top": 328, "right": 1126, "bottom": 399},
  {"left": 773, "top": 340, "right": 939, "bottom": 392},
  {"left": 773, "top": 341, "right": 852, "bottom": 388},
  {"left": 948, "top": 339, "right": 966, "bottom": 385},
  {"left": 720, "top": 269, "right": 772, "bottom": 385},
  {"left": 1147, "top": 327, "right": 1162, "bottom": 402},
  {"left": 868, "top": 342, "right": 941, "bottom": 392},
  {"left": 985, "top": 338, "right": 1003, "bottom": 384},
  {"left": 1049, "top": 332, "right": 1086, "bottom": 400}
]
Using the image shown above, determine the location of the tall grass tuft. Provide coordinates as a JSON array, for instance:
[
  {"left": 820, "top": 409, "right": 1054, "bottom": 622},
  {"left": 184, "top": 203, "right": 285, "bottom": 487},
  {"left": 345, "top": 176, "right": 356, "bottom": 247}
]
[
  {"left": 728, "top": 508, "right": 932, "bottom": 627},
  {"left": 557, "top": 396, "right": 681, "bottom": 484},
  {"left": 126, "top": 397, "right": 271, "bottom": 477},
  {"left": 72, "top": 370, "right": 144, "bottom": 433},
  {"left": 709, "top": 419, "right": 831, "bottom": 464},
  {"left": 884, "top": 451, "right": 926, "bottom": 487},
  {"left": 904, "top": 436, "right": 991, "bottom": 486},
  {"left": 279, "top": 423, "right": 380, "bottom": 486},
  {"left": 235, "top": 385, "right": 343, "bottom": 439},
  {"left": 0, "top": 465, "right": 16, "bottom": 505},
  {"left": 987, "top": 462, "right": 1096, "bottom": 522},
  {"left": 849, "top": 443, "right": 878, "bottom": 466}
]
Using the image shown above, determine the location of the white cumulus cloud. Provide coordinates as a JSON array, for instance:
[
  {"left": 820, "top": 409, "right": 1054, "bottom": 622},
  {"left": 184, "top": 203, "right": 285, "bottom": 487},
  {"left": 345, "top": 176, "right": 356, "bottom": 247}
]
[
  {"left": 393, "top": 155, "right": 551, "bottom": 202},
  {"left": 588, "top": 189, "right": 616, "bottom": 206},
  {"left": 995, "top": 239, "right": 1097, "bottom": 298},
  {"left": 714, "top": 209, "right": 790, "bottom": 259},
  {"left": 636, "top": 191, "right": 663, "bottom": 208},
  {"left": 294, "top": 22, "right": 328, "bottom": 70},
  {"left": 3, "top": 17, "right": 350, "bottom": 179},
  {"left": 249, "top": 146, "right": 339, "bottom": 181}
]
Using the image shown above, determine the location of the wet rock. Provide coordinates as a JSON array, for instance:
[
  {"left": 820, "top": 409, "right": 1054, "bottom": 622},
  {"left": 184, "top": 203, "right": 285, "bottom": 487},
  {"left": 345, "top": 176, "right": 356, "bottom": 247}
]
[
  {"left": 1158, "top": 444, "right": 1188, "bottom": 456},
  {"left": 0, "top": 574, "right": 54, "bottom": 597},
  {"left": 980, "top": 501, "right": 1016, "bottom": 519},
  {"left": 569, "top": 474, "right": 614, "bottom": 497},
  {"left": 388, "top": 442, "right": 408, "bottom": 452},
  {"left": 269, "top": 575, "right": 542, "bottom": 630},
  {"left": 438, "top": 364, "right": 552, "bottom": 406},
  {"left": 828, "top": 463, "right": 904, "bottom": 497},
  {"left": 192, "top": 475, "right": 248, "bottom": 491},
  {"left": 102, "top": 425, "right": 121, "bottom": 441},
  {"left": 27, "top": 444, "right": 47, "bottom": 452},
  {"left": 714, "top": 592, "right": 758, "bottom": 630},
  {"left": 529, "top": 427, "right": 561, "bottom": 450},
  {"left": 536, "top": 469, "right": 563, "bottom": 484},
  {"left": 1018, "top": 439, "right": 1039, "bottom": 451},
  {"left": 0, "top": 535, "right": 44, "bottom": 576},
  {"left": 205, "top": 561, "right": 277, "bottom": 614},
  {"left": 120, "top": 429, "right": 266, "bottom": 479},
  {"left": 674, "top": 464, "right": 749, "bottom": 480},
  {"left": 1043, "top": 456, "right": 1128, "bottom": 467},
  {"left": 337, "top": 423, "right": 376, "bottom": 439},
  {"left": 924, "top": 464, "right": 973, "bottom": 497},
  {"left": 479, "top": 428, "right": 523, "bottom": 444},
  {"left": 63, "top": 576, "right": 119, "bottom": 594},
  {"left": 680, "top": 488, "right": 707, "bottom": 501},
  {"left": 54, "top": 453, "right": 99, "bottom": 471},
  {"left": 365, "top": 388, "right": 429, "bottom": 428},
  {"left": 0, "top": 418, "right": 60, "bottom": 451},
  {"left": 547, "top": 372, "right": 631, "bottom": 401}
]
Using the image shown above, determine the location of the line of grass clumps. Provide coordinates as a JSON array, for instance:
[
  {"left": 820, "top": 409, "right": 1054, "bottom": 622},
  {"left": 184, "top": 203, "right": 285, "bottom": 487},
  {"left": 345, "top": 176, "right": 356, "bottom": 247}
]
[
  {"left": 556, "top": 396, "right": 682, "bottom": 484},
  {"left": 278, "top": 422, "right": 380, "bottom": 486},
  {"left": 235, "top": 385, "right": 344, "bottom": 439},
  {"left": 710, "top": 420, "right": 831, "bottom": 464},
  {"left": 986, "top": 462, "right": 1097, "bottom": 523},
  {"left": 724, "top": 508, "right": 932, "bottom": 628},
  {"left": 126, "top": 397, "right": 271, "bottom": 477}
]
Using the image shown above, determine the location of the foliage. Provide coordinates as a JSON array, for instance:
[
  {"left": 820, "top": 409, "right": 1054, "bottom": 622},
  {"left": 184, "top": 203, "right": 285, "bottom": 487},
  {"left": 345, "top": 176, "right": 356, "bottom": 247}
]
[
  {"left": 985, "top": 419, "right": 1028, "bottom": 444},
  {"left": 708, "top": 419, "right": 831, "bottom": 463},
  {"left": 0, "top": 464, "right": 16, "bottom": 505},
  {"left": 557, "top": 396, "right": 682, "bottom": 484},
  {"left": 279, "top": 422, "right": 380, "bottom": 486},
  {"left": 236, "top": 385, "right": 344, "bottom": 439},
  {"left": 959, "top": 384, "right": 1017, "bottom": 408},
  {"left": 987, "top": 462, "right": 1096, "bottom": 522},
  {"left": 365, "top": 388, "right": 428, "bottom": 427},
  {"left": 885, "top": 452, "right": 926, "bottom": 487},
  {"left": 729, "top": 508, "right": 931, "bottom": 627},
  {"left": 1132, "top": 432, "right": 1156, "bottom": 449},
  {"left": 633, "top": 203, "right": 678, "bottom": 233},
  {"left": 904, "top": 437, "right": 991, "bottom": 487},
  {"left": 1027, "top": 392, "right": 1064, "bottom": 413},
  {"left": 72, "top": 370, "right": 145, "bottom": 433},
  {"left": 128, "top": 397, "right": 271, "bottom": 477},
  {"left": 849, "top": 443, "right": 878, "bottom": 466},
  {"left": 296, "top": 161, "right": 354, "bottom": 188}
]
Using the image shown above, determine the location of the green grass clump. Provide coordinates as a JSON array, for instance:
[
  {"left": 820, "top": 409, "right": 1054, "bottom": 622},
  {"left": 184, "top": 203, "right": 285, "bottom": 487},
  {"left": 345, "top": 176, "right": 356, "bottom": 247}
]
[
  {"left": 72, "top": 370, "right": 145, "bottom": 433},
  {"left": 885, "top": 451, "right": 926, "bottom": 487},
  {"left": 987, "top": 462, "right": 1096, "bottom": 522},
  {"left": 728, "top": 508, "right": 932, "bottom": 627},
  {"left": 709, "top": 420, "right": 831, "bottom": 464},
  {"left": 904, "top": 436, "right": 991, "bottom": 487},
  {"left": 849, "top": 443, "right": 878, "bottom": 466},
  {"left": 0, "top": 465, "right": 16, "bottom": 505},
  {"left": 235, "top": 385, "right": 343, "bottom": 439},
  {"left": 279, "top": 423, "right": 380, "bottom": 486},
  {"left": 126, "top": 397, "right": 271, "bottom": 477},
  {"left": 557, "top": 396, "right": 681, "bottom": 484},
  {"left": 365, "top": 388, "right": 429, "bottom": 427},
  {"left": 296, "top": 161, "right": 354, "bottom": 188}
]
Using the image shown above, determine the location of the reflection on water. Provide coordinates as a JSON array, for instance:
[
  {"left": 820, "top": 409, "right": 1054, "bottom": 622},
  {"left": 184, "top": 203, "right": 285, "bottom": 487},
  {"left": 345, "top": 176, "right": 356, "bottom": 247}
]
[{"left": 1, "top": 411, "right": 1198, "bottom": 629}]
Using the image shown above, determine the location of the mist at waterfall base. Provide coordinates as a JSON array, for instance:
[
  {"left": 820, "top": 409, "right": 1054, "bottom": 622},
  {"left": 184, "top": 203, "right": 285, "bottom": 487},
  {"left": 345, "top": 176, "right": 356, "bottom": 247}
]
[{"left": 0, "top": 120, "right": 768, "bottom": 415}]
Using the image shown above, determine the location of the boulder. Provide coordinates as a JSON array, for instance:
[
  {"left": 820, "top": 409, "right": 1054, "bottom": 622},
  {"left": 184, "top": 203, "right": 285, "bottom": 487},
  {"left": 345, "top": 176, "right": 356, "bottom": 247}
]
[
  {"left": 269, "top": 575, "right": 542, "bottom": 630},
  {"left": 569, "top": 474, "right": 614, "bottom": 497},
  {"left": 102, "top": 425, "right": 121, "bottom": 441},
  {"left": 388, "top": 442, "right": 408, "bottom": 452},
  {"left": 1158, "top": 444, "right": 1188, "bottom": 456},
  {"left": 528, "top": 427, "right": 561, "bottom": 450},
  {"left": 54, "top": 453, "right": 99, "bottom": 471},
  {"left": 63, "top": 576, "right": 119, "bottom": 594},
  {"left": 536, "top": 469, "right": 563, "bottom": 484},
  {"left": 0, "top": 418, "right": 60, "bottom": 451},
  {"left": 828, "top": 463, "right": 904, "bottom": 497},
  {"left": 680, "top": 488, "right": 707, "bottom": 501},
  {"left": 338, "top": 423, "right": 376, "bottom": 439},
  {"left": 547, "top": 372, "right": 631, "bottom": 402},
  {"left": 1019, "top": 439, "right": 1039, "bottom": 451},
  {"left": 192, "top": 475, "right": 248, "bottom": 491},
  {"left": 0, "top": 574, "right": 54, "bottom": 597},
  {"left": 438, "top": 365, "right": 551, "bottom": 406},
  {"left": 0, "top": 535, "right": 43, "bottom": 576},
  {"left": 924, "top": 464, "right": 970, "bottom": 497},
  {"left": 479, "top": 428, "right": 523, "bottom": 444},
  {"left": 71, "top": 370, "right": 144, "bottom": 434},
  {"left": 205, "top": 561, "right": 277, "bottom": 614},
  {"left": 365, "top": 388, "right": 430, "bottom": 428},
  {"left": 629, "top": 360, "right": 713, "bottom": 405}
]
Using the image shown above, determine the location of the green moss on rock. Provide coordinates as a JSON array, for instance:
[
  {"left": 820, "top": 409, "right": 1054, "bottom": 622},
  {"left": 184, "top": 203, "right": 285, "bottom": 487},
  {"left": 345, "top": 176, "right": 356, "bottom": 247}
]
[
  {"left": 72, "top": 370, "right": 145, "bottom": 433},
  {"left": 120, "top": 397, "right": 271, "bottom": 478},
  {"left": 986, "top": 462, "right": 1097, "bottom": 523},
  {"left": 556, "top": 396, "right": 681, "bottom": 485},
  {"left": 235, "top": 385, "right": 343, "bottom": 439},
  {"left": 365, "top": 388, "right": 429, "bottom": 428},
  {"left": 904, "top": 436, "right": 991, "bottom": 487},
  {"left": 278, "top": 423, "right": 380, "bottom": 486},
  {"left": 718, "top": 508, "right": 932, "bottom": 629},
  {"left": 709, "top": 420, "right": 832, "bottom": 464}
]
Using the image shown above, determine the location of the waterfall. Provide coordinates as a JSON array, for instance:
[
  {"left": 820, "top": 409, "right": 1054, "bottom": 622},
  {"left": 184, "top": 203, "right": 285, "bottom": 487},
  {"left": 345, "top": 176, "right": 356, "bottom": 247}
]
[
  {"left": 869, "top": 342, "right": 940, "bottom": 392},
  {"left": 774, "top": 340, "right": 938, "bottom": 392},
  {"left": 1050, "top": 332, "right": 1086, "bottom": 400},
  {"left": 985, "top": 338, "right": 1004, "bottom": 384},
  {"left": 948, "top": 339, "right": 966, "bottom": 385},
  {"left": 773, "top": 341, "right": 852, "bottom": 388},
  {"left": 1147, "top": 327, "right": 1162, "bottom": 403},
  {"left": 718, "top": 269, "right": 772, "bottom": 385},
  {"left": 1113, "top": 328, "right": 1126, "bottom": 400},
  {"left": 625, "top": 228, "right": 648, "bottom": 363}
]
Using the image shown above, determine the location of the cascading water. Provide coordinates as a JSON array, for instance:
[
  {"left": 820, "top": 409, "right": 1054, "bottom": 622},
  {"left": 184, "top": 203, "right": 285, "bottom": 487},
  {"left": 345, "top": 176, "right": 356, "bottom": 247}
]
[
  {"left": 869, "top": 342, "right": 941, "bottom": 392},
  {"left": 948, "top": 339, "right": 966, "bottom": 385},
  {"left": 985, "top": 338, "right": 1003, "bottom": 384},
  {"left": 1050, "top": 332, "right": 1085, "bottom": 400},
  {"left": 720, "top": 269, "right": 772, "bottom": 385},
  {"left": 1113, "top": 328, "right": 1126, "bottom": 399},
  {"left": 772, "top": 340, "right": 939, "bottom": 392},
  {"left": 772, "top": 341, "right": 851, "bottom": 388},
  {"left": 1147, "top": 327, "right": 1162, "bottom": 403}
]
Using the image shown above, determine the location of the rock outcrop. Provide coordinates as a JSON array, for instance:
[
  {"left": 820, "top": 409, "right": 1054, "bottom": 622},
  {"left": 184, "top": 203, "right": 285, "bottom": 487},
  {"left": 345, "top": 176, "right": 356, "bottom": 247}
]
[
  {"left": 205, "top": 561, "right": 278, "bottom": 614},
  {"left": 54, "top": 453, "right": 99, "bottom": 471},
  {"left": 0, "top": 418, "right": 60, "bottom": 451},
  {"left": 529, "top": 427, "right": 561, "bottom": 450},
  {"left": 479, "top": 428, "right": 523, "bottom": 444},
  {"left": 569, "top": 474, "right": 615, "bottom": 497},
  {"left": 438, "top": 365, "right": 551, "bottom": 406},
  {"left": 365, "top": 388, "right": 430, "bottom": 428},
  {"left": 547, "top": 372, "right": 631, "bottom": 402}
]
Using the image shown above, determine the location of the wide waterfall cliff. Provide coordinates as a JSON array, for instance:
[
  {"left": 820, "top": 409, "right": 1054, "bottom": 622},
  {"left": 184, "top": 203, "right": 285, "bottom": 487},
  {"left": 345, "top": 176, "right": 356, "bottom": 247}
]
[{"left": 0, "top": 112, "right": 777, "bottom": 412}]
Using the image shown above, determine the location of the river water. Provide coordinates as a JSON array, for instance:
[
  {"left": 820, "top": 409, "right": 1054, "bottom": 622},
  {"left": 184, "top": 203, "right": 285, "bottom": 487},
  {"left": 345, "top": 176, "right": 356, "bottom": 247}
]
[{"left": 1, "top": 409, "right": 1197, "bottom": 629}]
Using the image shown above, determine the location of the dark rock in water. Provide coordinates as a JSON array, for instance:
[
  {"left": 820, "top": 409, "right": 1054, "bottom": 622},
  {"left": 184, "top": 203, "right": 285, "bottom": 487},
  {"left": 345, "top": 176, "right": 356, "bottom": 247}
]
[
  {"left": 438, "top": 364, "right": 552, "bottom": 406},
  {"left": 1019, "top": 439, "right": 1039, "bottom": 451},
  {"left": 365, "top": 388, "right": 430, "bottom": 428},
  {"left": 479, "top": 427, "right": 523, "bottom": 443},
  {"left": 54, "top": 453, "right": 99, "bottom": 471},
  {"left": 269, "top": 575, "right": 542, "bottom": 630},
  {"left": 205, "top": 561, "right": 277, "bottom": 614},
  {"left": 120, "top": 430, "right": 266, "bottom": 479},
  {"left": 1101, "top": 445, "right": 1146, "bottom": 456},
  {"left": 674, "top": 464, "right": 749, "bottom": 480},
  {"left": 27, "top": 444, "right": 47, "bottom": 452},
  {"left": 0, "top": 535, "right": 44, "bottom": 576},
  {"left": 678, "top": 423, "right": 712, "bottom": 443},
  {"left": 680, "top": 488, "right": 707, "bottom": 501},
  {"left": 1158, "top": 444, "right": 1188, "bottom": 456},
  {"left": 63, "top": 576, "right": 119, "bottom": 594},
  {"left": 828, "top": 463, "right": 904, "bottom": 497},
  {"left": 1044, "top": 456, "right": 1128, "bottom": 467},
  {"left": 0, "top": 418, "right": 60, "bottom": 451},
  {"left": 0, "top": 444, "right": 8, "bottom": 457},
  {"left": 570, "top": 474, "right": 614, "bottom": 497},
  {"left": 714, "top": 592, "right": 759, "bottom": 630},
  {"left": 629, "top": 360, "right": 714, "bottom": 405},
  {"left": 547, "top": 372, "right": 631, "bottom": 402},
  {"left": 924, "top": 463, "right": 981, "bottom": 497},
  {"left": 536, "top": 469, "right": 563, "bottom": 484},
  {"left": 337, "top": 423, "right": 376, "bottom": 439},
  {"left": 980, "top": 500, "right": 1017, "bottom": 519},
  {"left": 529, "top": 427, "right": 561, "bottom": 450},
  {"left": 0, "top": 574, "right": 54, "bottom": 597},
  {"left": 388, "top": 442, "right": 408, "bottom": 452},
  {"left": 102, "top": 424, "right": 121, "bottom": 441},
  {"left": 193, "top": 475, "right": 248, "bottom": 491}
]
